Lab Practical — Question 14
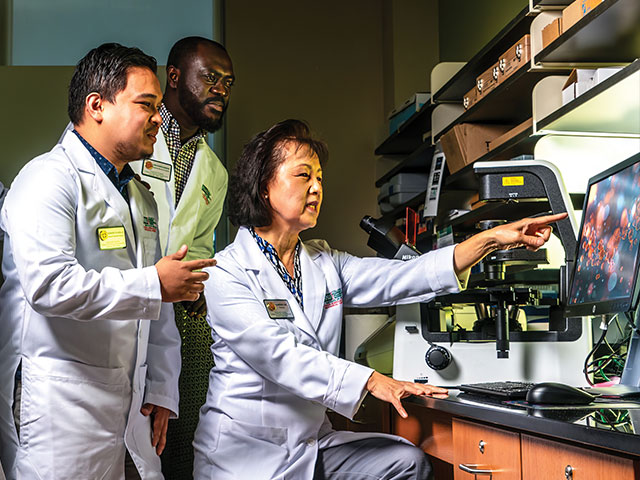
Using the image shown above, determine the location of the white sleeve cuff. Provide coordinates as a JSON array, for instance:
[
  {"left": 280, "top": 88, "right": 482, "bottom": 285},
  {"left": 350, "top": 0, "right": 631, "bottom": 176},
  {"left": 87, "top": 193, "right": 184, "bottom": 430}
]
[
  {"left": 139, "top": 265, "right": 163, "bottom": 320},
  {"left": 332, "top": 362, "right": 374, "bottom": 420}
]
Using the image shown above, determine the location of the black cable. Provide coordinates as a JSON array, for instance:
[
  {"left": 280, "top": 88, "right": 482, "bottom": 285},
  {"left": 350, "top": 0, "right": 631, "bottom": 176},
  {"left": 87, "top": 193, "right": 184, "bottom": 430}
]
[{"left": 583, "top": 318, "right": 610, "bottom": 386}]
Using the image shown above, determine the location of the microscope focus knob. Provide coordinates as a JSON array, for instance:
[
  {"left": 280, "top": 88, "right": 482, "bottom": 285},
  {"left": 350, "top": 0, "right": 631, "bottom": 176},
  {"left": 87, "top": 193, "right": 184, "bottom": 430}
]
[{"left": 425, "top": 345, "right": 451, "bottom": 371}]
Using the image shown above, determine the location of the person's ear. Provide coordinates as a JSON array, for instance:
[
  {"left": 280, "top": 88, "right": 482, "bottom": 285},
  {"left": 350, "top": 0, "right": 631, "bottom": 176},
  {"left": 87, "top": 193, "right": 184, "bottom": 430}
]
[
  {"left": 85, "top": 92, "right": 104, "bottom": 123},
  {"left": 167, "top": 65, "right": 180, "bottom": 89}
]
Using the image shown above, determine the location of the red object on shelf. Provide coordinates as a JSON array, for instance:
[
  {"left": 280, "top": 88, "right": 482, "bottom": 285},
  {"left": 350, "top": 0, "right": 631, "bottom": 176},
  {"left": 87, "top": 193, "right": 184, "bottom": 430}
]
[{"left": 405, "top": 207, "right": 418, "bottom": 246}]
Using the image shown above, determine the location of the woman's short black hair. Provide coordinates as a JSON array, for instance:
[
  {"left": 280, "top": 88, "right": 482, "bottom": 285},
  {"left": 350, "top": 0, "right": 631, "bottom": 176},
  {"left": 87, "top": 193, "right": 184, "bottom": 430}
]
[{"left": 228, "top": 119, "right": 328, "bottom": 228}]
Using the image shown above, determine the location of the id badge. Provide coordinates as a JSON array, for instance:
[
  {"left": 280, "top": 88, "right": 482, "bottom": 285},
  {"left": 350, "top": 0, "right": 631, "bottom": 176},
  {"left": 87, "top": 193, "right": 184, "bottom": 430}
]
[
  {"left": 263, "top": 299, "right": 294, "bottom": 319},
  {"left": 97, "top": 226, "right": 127, "bottom": 250},
  {"left": 141, "top": 159, "right": 172, "bottom": 182}
]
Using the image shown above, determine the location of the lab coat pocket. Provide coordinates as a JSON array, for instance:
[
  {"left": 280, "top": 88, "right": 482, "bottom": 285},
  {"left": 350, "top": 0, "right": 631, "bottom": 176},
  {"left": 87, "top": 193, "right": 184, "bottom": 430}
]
[
  {"left": 20, "top": 358, "right": 128, "bottom": 480},
  {"left": 209, "top": 417, "right": 289, "bottom": 479}
]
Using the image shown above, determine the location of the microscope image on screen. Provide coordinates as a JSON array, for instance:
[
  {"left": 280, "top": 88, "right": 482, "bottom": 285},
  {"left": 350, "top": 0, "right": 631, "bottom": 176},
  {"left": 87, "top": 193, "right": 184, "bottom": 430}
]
[{"left": 568, "top": 161, "right": 640, "bottom": 308}]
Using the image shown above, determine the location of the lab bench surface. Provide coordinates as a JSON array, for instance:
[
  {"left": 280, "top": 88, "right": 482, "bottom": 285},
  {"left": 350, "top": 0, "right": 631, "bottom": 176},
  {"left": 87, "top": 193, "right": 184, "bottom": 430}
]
[{"left": 395, "top": 392, "right": 640, "bottom": 479}]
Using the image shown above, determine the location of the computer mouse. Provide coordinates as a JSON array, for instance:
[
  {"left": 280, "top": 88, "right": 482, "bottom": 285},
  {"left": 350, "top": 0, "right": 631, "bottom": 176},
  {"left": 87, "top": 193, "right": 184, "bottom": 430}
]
[{"left": 526, "top": 382, "right": 596, "bottom": 405}]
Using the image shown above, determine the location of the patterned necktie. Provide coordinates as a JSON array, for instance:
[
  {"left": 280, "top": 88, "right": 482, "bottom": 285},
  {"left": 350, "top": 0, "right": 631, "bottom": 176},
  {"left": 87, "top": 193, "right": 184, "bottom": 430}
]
[{"left": 173, "top": 142, "right": 197, "bottom": 205}]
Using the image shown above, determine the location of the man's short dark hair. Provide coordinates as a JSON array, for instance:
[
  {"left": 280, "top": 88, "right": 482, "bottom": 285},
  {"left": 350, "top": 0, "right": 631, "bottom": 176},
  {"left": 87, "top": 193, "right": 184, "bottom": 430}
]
[
  {"left": 68, "top": 43, "right": 157, "bottom": 125},
  {"left": 228, "top": 119, "right": 328, "bottom": 228},
  {"left": 167, "top": 36, "right": 227, "bottom": 70}
]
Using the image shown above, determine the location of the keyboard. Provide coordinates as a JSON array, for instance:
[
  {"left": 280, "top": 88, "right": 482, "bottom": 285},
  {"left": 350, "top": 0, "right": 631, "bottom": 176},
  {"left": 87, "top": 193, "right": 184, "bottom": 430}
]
[{"left": 458, "top": 381, "right": 535, "bottom": 400}]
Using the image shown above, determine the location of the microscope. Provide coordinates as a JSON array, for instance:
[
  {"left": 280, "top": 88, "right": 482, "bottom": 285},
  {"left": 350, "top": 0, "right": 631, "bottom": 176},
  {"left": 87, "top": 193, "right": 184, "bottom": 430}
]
[{"left": 361, "top": 159, "right": 592, "bottom": 387}]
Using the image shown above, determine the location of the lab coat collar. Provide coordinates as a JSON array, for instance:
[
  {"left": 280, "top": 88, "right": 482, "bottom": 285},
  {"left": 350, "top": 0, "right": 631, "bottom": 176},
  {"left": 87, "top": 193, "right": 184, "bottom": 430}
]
[
  {"left": 128, "top": 180, "right": 158, "bottom": 268},
  {"left": 60, "top": 130, "right": 137, "bottom": 260},
  {"left": 233, "top": 227, "right": 324, "bottom": 344}
]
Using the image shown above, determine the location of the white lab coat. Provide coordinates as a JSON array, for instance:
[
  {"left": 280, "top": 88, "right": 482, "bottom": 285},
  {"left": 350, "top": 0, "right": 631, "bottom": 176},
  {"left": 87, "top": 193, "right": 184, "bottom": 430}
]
[
  {"left": 193, "top": 227, "right": 464, "bottom": 479},
  {"left": 0, "top": 131, "right": 181, "bottom": 480},
  {"left": 131, "top": 129, "right": 228, "bottom": 260}
]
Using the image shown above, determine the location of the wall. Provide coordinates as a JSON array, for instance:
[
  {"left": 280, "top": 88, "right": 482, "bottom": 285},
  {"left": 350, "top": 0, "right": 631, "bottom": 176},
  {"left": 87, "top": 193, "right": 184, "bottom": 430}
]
[
  {"left": 0, "top": 66, "right": 73, "bottom": 186},
  {"left": 224, "top": 0, "right": 439, "bottom": 256},
  {"left": 0, "top": 68, "right": 168, "bottom": 187},
  {"left": 438, "top": 0, "right": 525, "bottom": 61},
  {"left": 383, "top": 0, "right": 439, "bottom": 114}
]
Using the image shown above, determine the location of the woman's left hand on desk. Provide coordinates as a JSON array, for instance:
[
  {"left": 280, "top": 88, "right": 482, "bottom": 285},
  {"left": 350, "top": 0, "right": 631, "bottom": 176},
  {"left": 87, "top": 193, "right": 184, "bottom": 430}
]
[{"left": 366, "top": 371, "right": 448, "bottom": 419}]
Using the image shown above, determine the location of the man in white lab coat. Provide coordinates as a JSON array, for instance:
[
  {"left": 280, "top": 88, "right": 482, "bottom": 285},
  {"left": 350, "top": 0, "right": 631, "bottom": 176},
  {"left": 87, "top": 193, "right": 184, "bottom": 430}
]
[
  {"left": 130, "top": 37, "right": 232, "bottom": 477},
  {"left": 0, "top": 43, "right": 215, "bottom": 480}
]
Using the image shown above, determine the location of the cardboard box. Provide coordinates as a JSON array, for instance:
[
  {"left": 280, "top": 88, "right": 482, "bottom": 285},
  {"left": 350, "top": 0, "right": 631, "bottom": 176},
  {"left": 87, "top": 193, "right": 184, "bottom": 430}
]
[
  {"left": 594, "top": 67, "right": 623, "bottom": 84},
  {"left": 542, "top": 17, "right": 563, "bottom": 49},
  {"left": 563, "top": 0, "right": 603, "bottom": 32},
  {"left": 441, "top": 123, "right": 514, "bottom": 174},
  {"left": 499, "top": 34, "right": 531, "bottom": 81},
  {"left": 561, "top": 69, "right": 596, "bottom": 105},
  {"left": 488, "top": 118, "right": 533, "bottom": 152},
  {"left": 476, "top": 62, "right": 501, "bottom": 97}
]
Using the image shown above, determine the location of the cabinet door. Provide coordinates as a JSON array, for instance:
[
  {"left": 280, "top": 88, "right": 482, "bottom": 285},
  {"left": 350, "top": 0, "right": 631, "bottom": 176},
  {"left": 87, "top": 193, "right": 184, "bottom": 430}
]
[
  {"left": 453, "top": 418, "right": 522, "bottom": 480},
  {"left": 521, "top": 434, "right": 637, "bottom": 480}
]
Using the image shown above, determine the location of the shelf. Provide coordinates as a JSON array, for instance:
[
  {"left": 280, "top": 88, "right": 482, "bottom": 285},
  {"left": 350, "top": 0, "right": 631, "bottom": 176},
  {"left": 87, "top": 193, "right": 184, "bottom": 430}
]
[
  {"left": 535, "top": 0, "right": 640, "bottom": 65},
  {"left": 374, "top": 102, "right": 435, "bottom": 155},
  {"left": 433, "top": 67, "right": 559, "bottom": 142},
  {"left": 378, "top": 190, "right": 426, "bottom": 224},
  {"left": 432, "top": 5, "right": 534, "bottom": 103},
  {"left": 445, "top": 125, "right": 540, "bottom": 190},
  {"left": 536, "top": 59, "right": 640, "bottom": 136},
  {"left": 531, "top": 0, "right": 571, "bottom": 8},
  {"left": 375, "top": 142, "right": 435, "bottom": 187}
]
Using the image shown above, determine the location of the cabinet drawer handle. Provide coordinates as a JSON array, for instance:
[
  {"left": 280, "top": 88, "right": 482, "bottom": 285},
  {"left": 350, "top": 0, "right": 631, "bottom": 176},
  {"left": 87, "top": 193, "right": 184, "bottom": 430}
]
[
  {"left": 565, "top": 465, "right": 573, "bottom": 479},
  {"left": 458, "top": 463, "right": 494, "bottom": 476}
]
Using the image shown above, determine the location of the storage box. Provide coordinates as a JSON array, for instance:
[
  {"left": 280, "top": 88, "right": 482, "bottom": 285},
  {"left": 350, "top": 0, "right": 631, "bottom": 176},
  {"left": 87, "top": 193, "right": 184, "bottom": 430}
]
[
  {"left": 561, "top": 69, "right": 596, "bottom": 105},
  {"left": 440, "top": 123, "right": 513, "bottom": 174},
  {"left": 463, "top": 84, "right": 480, "bottom": 110},
  {"left": 594, "top": 67, "right": 623, "bottom": 84},
  {"left": 388, "top": 92, "right": 430, "bottom": 134},
  {"left": 562, "top": 0, "right": 603, "bottom": 32},
  {"left": 488, "top": 118, "right": 533, "bottom": 152},
  {"left": 499, "top": 34, "right": 531, "bottom": 81},
  {"left": 476, "top": 62, "right": 501, "bottom": 97},
  {"left": 377, "top": 173, "right": 429, "bottom": 210},
  {"left": 541, "top": 17, "right": 563, "bottom": 49}
]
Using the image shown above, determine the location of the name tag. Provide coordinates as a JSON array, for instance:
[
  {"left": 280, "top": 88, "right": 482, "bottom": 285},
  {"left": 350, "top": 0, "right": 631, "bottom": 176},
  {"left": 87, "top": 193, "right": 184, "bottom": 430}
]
[
  {"left": 263, "top": 299, "right": 294, "bottom": 319},
  {"left": 97, "top": 226, "right": 127, "bottom": 250},
  {"left": 141, "top": 159, "right": 172, "bottom": 182}
]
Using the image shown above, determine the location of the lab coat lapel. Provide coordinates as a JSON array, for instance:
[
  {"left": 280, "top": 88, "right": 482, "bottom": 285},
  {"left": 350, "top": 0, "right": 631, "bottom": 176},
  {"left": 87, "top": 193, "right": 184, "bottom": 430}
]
[
  {"left": 235, "top": 228, "right": 321, "bottom": 345},
  {"left": 128, "top": 181, "right": 157, "bottom": 268},
  {"left": 62, "top": 131, "right": 137, "bottom": 260},
  {"left": 300, "top": 243, "right": 327, "bottom": 331},
  {"left": 147, "top": 130, "right": 175, "bottom": 255}
]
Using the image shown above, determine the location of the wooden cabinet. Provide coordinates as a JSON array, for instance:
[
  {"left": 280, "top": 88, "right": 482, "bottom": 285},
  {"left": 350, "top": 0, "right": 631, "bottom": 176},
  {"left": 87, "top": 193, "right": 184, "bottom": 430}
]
[
  {"left": 328, "top": 395, "right": 392, "bottom": 434},
  {"left": 521, "top": 434, "right": 637, "bottom": 480},
  {"left": 394, "top": 403, "right": 454, "bottom": 463},
  {"left": 393, "top": 404, "right": 640, "bottom": 480},
  {"left": 452, "top": 418, "right": 521, "bottom": 480}
]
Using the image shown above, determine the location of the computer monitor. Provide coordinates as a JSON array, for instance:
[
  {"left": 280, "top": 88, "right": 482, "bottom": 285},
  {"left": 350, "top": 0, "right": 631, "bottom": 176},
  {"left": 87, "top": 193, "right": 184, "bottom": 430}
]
[{"left": 565, "top": 152, "right": 640, "bottom": 317}]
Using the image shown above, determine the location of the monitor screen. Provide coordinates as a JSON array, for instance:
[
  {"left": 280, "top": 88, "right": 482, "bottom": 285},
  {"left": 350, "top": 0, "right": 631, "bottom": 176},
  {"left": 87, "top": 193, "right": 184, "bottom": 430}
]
[{"left": 566, "top": 152, "right": 640, "bottom": 317}]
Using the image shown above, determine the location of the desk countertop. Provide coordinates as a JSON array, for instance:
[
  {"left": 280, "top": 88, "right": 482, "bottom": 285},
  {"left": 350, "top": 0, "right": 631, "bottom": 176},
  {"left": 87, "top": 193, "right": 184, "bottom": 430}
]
[{"left": 406, "top": 391, "right": 640, "bottom": 457}]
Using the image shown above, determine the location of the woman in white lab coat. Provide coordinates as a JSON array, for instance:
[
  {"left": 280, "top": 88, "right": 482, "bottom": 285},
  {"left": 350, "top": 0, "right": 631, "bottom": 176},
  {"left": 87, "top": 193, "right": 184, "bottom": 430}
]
[{"left": 193, "top": 119, "right": 565, "bottom": 479}]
